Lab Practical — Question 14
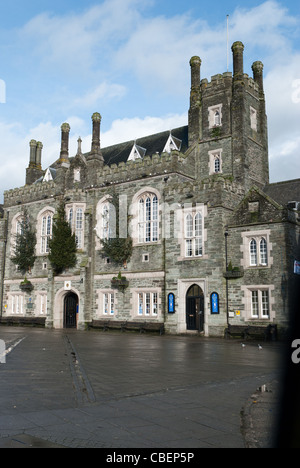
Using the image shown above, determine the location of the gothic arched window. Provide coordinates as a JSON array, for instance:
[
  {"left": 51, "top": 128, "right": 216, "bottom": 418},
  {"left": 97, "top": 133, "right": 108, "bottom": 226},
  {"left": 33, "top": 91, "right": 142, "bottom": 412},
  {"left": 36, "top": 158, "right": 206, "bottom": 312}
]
[{"left": 138, "top": 193, "right": 158, "bottom": 243}]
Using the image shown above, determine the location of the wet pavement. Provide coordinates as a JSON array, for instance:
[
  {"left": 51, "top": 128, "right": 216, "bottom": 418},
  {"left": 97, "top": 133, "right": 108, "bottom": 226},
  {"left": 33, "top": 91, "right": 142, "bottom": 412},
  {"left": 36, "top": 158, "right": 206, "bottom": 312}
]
[{"left": 0, "top": 327, "right": 284, "bottom": 448}]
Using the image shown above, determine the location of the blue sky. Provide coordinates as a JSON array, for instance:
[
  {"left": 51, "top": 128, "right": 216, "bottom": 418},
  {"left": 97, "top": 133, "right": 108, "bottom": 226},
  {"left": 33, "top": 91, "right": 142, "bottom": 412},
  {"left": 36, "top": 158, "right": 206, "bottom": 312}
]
[{"left": 0, "top": 0, "right": 300, "bottom": 202}]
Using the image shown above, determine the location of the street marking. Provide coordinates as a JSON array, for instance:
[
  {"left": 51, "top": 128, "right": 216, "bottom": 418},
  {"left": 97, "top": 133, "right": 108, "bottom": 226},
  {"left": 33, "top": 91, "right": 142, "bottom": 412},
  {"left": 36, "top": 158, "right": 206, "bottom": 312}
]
[{"left": 0, "top": 337, "right": 26, "bottom": 363}]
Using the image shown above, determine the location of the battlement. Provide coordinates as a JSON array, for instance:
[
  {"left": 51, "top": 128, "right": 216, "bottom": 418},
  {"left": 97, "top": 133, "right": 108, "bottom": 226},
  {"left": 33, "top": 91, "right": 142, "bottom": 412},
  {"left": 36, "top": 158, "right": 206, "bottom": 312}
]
[
  {"left": 4, "top": 180, "right": 57, "bottom": 207},
  {"left": 97, "top": 150, "right": 194, "bottom": 186},
  {"left": 201, "top": 71, "right": 260, "bottom": 96},
  {"left": 3, "top": 149, "right": 195, "bottom": 207}
]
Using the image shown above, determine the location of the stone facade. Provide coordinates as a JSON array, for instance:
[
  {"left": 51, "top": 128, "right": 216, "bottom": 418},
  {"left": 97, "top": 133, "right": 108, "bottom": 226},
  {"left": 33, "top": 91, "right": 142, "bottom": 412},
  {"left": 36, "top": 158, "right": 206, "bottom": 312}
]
[{"left": 0, "top": 42, "right": 299, "bottom": 337}]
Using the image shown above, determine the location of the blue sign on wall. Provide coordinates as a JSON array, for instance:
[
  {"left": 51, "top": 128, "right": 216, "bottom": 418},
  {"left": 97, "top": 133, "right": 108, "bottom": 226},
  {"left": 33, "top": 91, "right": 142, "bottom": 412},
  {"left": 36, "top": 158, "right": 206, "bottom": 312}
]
[
  {"left": 168, "top": 293, "right": 175, "bottom": 313},
  {"left": 211, "top": 292, "right": 219, "bottom": 314}
]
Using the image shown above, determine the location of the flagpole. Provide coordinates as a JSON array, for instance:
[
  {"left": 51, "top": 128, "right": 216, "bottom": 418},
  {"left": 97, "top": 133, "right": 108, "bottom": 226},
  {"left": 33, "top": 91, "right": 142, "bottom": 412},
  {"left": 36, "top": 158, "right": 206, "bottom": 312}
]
[{"left": 227, "top": 14, "right": 229, "bottom": 72}]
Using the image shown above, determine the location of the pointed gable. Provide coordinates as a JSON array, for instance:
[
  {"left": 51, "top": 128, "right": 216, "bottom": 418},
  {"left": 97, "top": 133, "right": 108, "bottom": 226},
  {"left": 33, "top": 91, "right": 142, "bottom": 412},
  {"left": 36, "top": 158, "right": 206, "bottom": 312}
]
[
  {"left": 127, "top": 142, "right": 147, "bottom": 161},
  {"left": 163, "top": 133, "right": 182, "bottom": 153}
]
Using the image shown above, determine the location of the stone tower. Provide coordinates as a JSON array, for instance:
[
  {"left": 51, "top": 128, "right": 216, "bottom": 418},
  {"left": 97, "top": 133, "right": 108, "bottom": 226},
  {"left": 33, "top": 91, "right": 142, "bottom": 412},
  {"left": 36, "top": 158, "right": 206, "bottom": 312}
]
[{"left": 188, "top": 41, "right": 269, "bottom": 191}]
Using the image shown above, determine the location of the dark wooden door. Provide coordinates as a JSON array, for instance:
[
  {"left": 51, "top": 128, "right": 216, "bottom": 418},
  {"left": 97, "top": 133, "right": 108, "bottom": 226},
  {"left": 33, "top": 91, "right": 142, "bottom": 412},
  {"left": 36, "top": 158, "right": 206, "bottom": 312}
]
[
  {"left": 64, "top": 293, "right": 78, "bottom": 328},
  {"left": 186, "top": 285, "right": 204, "bottom": 331}
]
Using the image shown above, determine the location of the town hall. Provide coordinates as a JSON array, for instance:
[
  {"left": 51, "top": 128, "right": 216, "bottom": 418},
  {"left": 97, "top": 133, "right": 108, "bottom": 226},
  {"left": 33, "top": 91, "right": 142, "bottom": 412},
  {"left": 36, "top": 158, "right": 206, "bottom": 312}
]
[{"left": 0, "top": 41, "right": 299, "bottom": 338}]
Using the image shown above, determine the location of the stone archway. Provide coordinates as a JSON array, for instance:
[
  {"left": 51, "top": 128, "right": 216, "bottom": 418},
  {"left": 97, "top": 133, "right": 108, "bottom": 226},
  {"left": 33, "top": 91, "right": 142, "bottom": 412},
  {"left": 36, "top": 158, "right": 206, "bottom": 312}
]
[{"left": 53, "top": 286, "right": 80, "bottom": 329}]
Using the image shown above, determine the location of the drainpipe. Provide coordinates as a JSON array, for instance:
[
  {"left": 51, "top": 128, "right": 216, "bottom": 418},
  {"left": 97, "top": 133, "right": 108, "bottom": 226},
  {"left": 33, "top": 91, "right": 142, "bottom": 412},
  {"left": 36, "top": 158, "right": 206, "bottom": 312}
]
[
  {"left": 224, "top": 228, "right": 229, "bottom": 326},
  {"left": 0, "top": 211, "right": 9, "bottom": 318}
]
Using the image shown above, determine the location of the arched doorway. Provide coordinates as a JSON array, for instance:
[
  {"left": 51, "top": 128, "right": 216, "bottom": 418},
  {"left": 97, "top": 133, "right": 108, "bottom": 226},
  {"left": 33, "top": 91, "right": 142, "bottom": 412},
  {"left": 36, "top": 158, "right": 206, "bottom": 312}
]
[
  {"left": 64, "top": 292, "right": 78, "bottom": 329},
  {"left": 186, "top": 284, "right": 204, "bottom": 331}
]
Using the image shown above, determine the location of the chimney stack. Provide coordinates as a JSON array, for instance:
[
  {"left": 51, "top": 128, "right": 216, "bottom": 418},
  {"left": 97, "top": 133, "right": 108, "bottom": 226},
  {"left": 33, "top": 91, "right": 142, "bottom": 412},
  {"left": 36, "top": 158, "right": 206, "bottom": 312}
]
[
  {"left": 59, "top": 122, "right": 70, "bottom": 163},
  {"left": 87, "top": 112, "right": 104, "bottom": 163},
  {"left": 232, "top": 41, "right": 244, "bottom": 79},
  {"left": 36, "top": 142, "right": 43, "bottom": 169},
  {"left": 26, "top": 139, "right": 43, "bottom": 185},
  {"left": 252, "top": 61, "right": 264, "bottom": 94},
  {"left": 29, "top": 140, "right": 37, "bottom": 167},
  {"left": 188, "top": 56, "right": 202, "bottom": 145}
]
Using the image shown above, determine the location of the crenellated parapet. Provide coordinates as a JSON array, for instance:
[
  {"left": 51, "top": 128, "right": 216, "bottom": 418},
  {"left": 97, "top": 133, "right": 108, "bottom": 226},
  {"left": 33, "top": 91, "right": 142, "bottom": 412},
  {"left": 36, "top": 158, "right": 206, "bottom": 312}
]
[{"left": 4, "top": 181, "right": 57, "bottom": 207}]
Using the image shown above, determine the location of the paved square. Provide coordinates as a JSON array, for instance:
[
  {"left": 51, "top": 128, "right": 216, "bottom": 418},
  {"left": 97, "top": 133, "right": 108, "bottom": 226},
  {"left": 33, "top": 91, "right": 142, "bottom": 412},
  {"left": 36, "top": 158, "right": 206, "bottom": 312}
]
[{"left": 0, "top": 327, "right": 283, "bottom": 448}]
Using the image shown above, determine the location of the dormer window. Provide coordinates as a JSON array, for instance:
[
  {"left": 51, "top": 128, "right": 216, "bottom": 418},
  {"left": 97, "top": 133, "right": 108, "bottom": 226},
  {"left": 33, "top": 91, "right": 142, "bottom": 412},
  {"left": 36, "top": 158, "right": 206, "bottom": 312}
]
[
  {"left": 43, "top": 168, "right": 54, "bottom": 182},
  {"left": 208, "top": 104, "right": 223, "bottom": 128},
  {"left": 128, "top": 142, "right": 147, "bottom": 161},
  {"left": 163, "top": 134, "right": 182, "bottom": 153}
]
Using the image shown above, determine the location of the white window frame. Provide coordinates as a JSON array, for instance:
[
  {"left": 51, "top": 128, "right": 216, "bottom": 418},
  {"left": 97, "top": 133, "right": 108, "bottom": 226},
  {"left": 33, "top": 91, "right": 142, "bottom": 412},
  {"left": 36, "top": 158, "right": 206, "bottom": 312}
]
[
  {"left": 251, "top": 289, "right": 269, "bottom": 319},
  {"left": 241, "top": 230, "right": 272, "bottom": 269},
  {"left": 10, "top": 294, "right": 24, "bottom": 315},
  {"left": 184, "top": 211, "right": 203, "bottom": 258},
  {"left": 96, "top": 289, "right": 118, "bottom": 317},
  {"left": 138, "top": 193, "right": 158, "bottom": 244},
  {"left": 208, "top": 149, "right": 223, "bottom": 175},
  {"left": 208, "top": 104, "right": 223, "bottom": 128},
  {"left": 137, "top": 291, "right": 158, "bottom": 316},
  {"left": 41, "top": 213, "right": 53, "bottom": 254},
  {"left": 177, "top": 204, "right": 207, "bottom": 261},
  {"left": 103, "top": 292, "right": 115, "bottom": 315},
  {"left": 66, "top": 203, "right": 86, "bottom": 250},
  {"left": 241, "top": 285, "right": 275, "bottom": 322}
]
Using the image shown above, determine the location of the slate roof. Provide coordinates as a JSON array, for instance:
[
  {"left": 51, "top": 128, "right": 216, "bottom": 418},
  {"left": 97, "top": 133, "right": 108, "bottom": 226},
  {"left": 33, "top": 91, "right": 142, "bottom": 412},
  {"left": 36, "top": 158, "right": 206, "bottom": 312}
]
[
  {"left": 263, "top": 179, "right": 300, "bottom": 207},
  {"left": 101, "top": 125, "right": 189, "bottom": 166}
]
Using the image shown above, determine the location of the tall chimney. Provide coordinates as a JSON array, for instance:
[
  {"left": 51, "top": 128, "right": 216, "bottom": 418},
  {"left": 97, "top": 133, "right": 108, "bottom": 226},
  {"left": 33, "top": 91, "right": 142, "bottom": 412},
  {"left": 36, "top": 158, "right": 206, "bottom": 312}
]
[
  {"left": 26, "top": 139, "right": 43, "bottom": 185},
  {"left": 59, "top": 122, "right": 70, "bottom": 162},
  {"left": 188, "top": 56, "right": 202, "bottom": 145},
  {"left": 35, "top": 141, "right": 43, "bottom": 169},
  {"left": 29, "top": 140, "right": 37, "bottom": 167},
  {"left": 252, "top": 61, "right": 264, "bottom": 94},
  {"left": 232, "top": 41, "right": 244, "bottom": 79},
  {"left": 88, "top": 112, "right": 104, "bottom": 163}
]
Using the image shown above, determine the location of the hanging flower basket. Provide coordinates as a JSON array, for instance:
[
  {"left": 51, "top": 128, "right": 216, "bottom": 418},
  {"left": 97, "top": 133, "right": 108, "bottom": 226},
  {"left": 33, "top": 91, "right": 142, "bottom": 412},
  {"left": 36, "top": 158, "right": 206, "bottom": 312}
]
[
  {"left": 223, "top": 268, "right": 244, "bottom": 279},
  {"left": 20, "top": 279, "right": 34, "bottom": 292},
  {"left": 111, "top": 272, "right": 129, "bottom": 292}
]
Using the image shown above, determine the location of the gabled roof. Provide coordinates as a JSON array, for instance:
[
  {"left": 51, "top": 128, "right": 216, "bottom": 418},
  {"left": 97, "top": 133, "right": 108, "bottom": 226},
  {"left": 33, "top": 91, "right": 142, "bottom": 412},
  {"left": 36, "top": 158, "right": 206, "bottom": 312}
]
[
  {"left": 263, "top": 179, "right": 300, "bottom": 207},
  {"left": 101, "top": 125, "right": 188, "bottom": 166}
]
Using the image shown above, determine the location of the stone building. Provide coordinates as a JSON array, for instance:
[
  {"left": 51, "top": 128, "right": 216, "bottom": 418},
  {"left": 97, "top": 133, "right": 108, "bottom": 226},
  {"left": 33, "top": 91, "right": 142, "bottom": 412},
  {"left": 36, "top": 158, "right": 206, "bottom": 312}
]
[{"left": 0, "top": 42, "right": 299, "bottom": 337}]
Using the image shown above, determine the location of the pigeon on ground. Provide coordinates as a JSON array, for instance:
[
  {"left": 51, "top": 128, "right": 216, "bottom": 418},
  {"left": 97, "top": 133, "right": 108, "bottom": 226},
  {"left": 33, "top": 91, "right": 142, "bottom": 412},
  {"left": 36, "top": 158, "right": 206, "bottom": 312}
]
[{"left": 258, "top": 344, "right": 262, "bottom": 350}]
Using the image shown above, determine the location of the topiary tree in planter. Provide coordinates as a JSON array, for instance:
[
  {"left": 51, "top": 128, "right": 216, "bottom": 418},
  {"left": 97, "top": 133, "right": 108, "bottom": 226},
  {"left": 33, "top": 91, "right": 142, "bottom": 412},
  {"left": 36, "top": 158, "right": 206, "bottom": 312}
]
[
  {"left": 48, "top": 202, "right": 77, "bottom": 275},
  {"left": 11, "top": 208, "right": 37, "bottom": 290}
]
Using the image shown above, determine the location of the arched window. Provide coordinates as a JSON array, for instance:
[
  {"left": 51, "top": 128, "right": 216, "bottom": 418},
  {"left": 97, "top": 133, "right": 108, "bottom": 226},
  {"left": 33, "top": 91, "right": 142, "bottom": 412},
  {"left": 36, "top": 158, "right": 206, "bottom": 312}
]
[
  {"left": 214, "top": 110, "right": 221, "bottom": 126},
  {"left": 259, "top": 237, "right": 268, "bottom": 265},
  {"left": 138, "top": 193, "right": 158, "bottom": 243},
  {"left": 66, "top": 204, "right": 85, "bottom": 249},
  {"left": 185, "top": 212, "right": 203, "bottom": 257},
  {"left": 41, "top": 213, "right": 53, "bottom": 254},
  {"left": 102, "top": 202, "right": 115, "bottom": 240},
  {"left": 250, "top": 239, "right": 257, "bottom": 266}
]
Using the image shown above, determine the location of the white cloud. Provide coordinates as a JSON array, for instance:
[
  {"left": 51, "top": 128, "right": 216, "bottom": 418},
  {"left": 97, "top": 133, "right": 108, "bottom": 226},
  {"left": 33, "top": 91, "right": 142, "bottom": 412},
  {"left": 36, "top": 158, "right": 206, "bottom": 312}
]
[
  {"left": 1, "top": 0, "right": 300, "bottom": 202},
  {"left": 101, "top": 113, "right": 188, "bottom": 147},
  {"left": 73, "top": 83, "right": 127, "bottom": 109}
]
